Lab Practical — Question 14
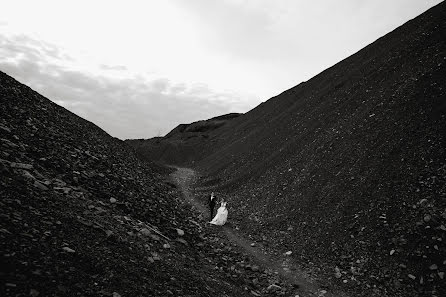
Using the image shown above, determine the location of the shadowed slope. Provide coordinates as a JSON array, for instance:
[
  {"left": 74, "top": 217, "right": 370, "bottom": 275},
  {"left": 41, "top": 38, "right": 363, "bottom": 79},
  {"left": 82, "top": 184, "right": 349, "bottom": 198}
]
[
  {"left": 0, "top": 71, "right": 258, "bottom": 297},
  {"left": 128, "top": 2, "right": 446, "bottom": 296},
  {"left": 194, "top": 3, "right": 446, "bottom": 296},
  {"left": 126, "top": 113, "right": 242, "bottom": 166}
]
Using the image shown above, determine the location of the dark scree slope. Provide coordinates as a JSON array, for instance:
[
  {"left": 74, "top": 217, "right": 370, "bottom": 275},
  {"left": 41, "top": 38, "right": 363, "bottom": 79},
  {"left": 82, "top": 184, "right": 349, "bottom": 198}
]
[
  {"left": 129, "top": 2, "right": 446, "bottom": 296},
  {"left": 0, "top": 71, "right": 257, "bottom": 297}
]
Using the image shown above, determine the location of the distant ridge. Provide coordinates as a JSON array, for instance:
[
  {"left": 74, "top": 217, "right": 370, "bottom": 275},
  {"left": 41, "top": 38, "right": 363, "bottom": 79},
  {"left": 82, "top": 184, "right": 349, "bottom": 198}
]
[{"left": 126, "top": 112, "right": 242, "bottom": 165}]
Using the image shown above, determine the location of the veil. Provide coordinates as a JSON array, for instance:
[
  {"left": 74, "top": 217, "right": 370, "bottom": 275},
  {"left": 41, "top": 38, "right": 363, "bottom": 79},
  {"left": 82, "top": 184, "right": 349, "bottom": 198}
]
[{"left": 210, "top": 201, "right": 228, "bottom": 225}]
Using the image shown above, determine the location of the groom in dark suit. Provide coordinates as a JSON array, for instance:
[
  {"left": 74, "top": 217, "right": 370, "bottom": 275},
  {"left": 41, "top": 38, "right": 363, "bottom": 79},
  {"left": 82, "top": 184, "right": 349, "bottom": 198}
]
[{"left": 209, "top": 192, "right": 216, "bottom": 221}]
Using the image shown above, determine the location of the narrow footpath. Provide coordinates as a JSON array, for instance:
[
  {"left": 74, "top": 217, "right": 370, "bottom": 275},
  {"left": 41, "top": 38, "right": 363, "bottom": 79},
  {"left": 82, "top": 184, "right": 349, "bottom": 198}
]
[{"left": 171, "top": 167, "right": 346, "bottom": 297}]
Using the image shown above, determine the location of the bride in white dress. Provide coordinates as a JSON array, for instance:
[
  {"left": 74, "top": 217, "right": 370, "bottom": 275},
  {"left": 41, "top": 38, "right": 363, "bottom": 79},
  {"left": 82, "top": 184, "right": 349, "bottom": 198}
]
[{"left": 210, "top": 201, "right": 228, "bottom": 225}]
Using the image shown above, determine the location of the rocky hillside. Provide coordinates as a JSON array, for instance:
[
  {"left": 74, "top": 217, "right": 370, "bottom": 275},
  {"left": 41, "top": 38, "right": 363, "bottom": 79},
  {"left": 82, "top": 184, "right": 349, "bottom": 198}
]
[
  {"left": 131, "top": 2, "right": 446, "bottom": 297},
  {"left": 197, "top": 3, "right": 446, "bottom": 297},
  {"left": 0, "top": 71, "right": 272, "bottom": 297},
  {"left": 126, "top": 113, "right": 242, "bottom": 166}
]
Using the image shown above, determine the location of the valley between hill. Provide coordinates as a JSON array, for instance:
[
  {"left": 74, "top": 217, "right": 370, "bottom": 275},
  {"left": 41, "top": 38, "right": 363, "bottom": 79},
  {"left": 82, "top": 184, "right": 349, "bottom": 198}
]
[
  {"left": 2, "top": 71, "right": 321, "bottom": 297},
  {"left": 1, "top": 2, "right": 445, "bottom": 297},
  {"left": 171, "top": 166, "right": 346, "bottom": 297},
  {"left": 128, "top": 2, "right": 446, "bottom": 297}
]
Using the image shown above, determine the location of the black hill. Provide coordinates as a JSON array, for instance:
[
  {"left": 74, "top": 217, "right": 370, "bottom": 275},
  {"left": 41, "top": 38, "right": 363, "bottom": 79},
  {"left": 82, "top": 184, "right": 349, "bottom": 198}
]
[
  {"left": 126, "top": 112, "right": 242, "bottom": 166},
  {"left": 1, "top": 2, "right": 445, "bottom": 297},
  {"left": 128, "top": 2, "right": 446, "bottom": 296},
  {"left": 0, "top": 71, "right": 262, "bottom": 296}
]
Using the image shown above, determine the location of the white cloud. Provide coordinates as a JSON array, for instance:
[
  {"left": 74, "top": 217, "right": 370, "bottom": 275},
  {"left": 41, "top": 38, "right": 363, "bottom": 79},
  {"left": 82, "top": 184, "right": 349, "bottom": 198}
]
[
  {"left": 0, "top": 0, "right": 442, "bottom": 138},
  {"left": 0, "top": 34, "right": 248, "bottom": 139}
]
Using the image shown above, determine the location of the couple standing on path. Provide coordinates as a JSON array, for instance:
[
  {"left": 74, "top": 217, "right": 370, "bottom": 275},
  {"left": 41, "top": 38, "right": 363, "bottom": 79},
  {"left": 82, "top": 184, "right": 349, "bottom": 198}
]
[{"left": 208, "top": 192, "right": 228, "bottom": 226}]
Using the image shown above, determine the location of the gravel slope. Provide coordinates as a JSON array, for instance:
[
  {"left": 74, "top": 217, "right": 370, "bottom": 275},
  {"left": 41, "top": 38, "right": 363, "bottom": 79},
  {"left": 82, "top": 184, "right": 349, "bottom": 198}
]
[
  {"left": 129, "top": 3, "right": 446, "bottom": 296},
  {"left": 0, "top": 71, "right": 265, "bottom": 297}
]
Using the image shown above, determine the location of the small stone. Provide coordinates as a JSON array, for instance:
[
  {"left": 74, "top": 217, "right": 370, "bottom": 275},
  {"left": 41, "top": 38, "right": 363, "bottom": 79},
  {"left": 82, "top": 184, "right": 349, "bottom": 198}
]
[
  {"left": 10, "top": 162, "right": 33, "bottom": 170},
  {"left": 34, "top": 181, "right": 49, "bottom": 191},
  {"left": 176, "top": 228, "right": 185, "bottom": 236},
  {"left": 110, "top": 197, "right": 117, "bottom": 203},
  {"left": 140, "top": 228, "right": 151, "bottom": 236},
  {"left": 176, "top": 238, "right": 188, "bottom": 245},
  {"left": 152, "top": 253, "right": 161, "bottom": 261},
  {"left": 62, "top": 247, "right": 75, "bottom": 253},
  {"left": 418, "top": 199, "right": 428, "bottom": 206},
  {"left": 53, "top": 187, "right": 71, "bottom": 194},
  {"left": 267, "top": 284, "right": 281, "bottom": 292},
  {"left": 335, "top": 266, "right": 342, "bottom": 278},
  {"left": 95, "top": 206, "right": 106, "bottom": 213},
  {"left": 429, "top": 264, "right": 438, "bottom": 270},
  {"left": 163, "top": 243, "right": 170, "bottom": 249},
  {"left": 424, "top": 215, "right": 431, "bottom": 222},
  {"left": 408, "top": 274, "right": 416, "bottom": 280},
  {"left": 250, "top": 243, "right": 256, "bottom": 247},
  {"left": 285, "top": 251, "right": 292, "bottom": 256},
  {"left": 390, "top": 249, "right": 395, "bottom": 255},
  {"left": 21, "top": 170, "right": 35, "bottom": 180},
  {"left": 438, "top": 272, "right": 444, "bottom": 279}
]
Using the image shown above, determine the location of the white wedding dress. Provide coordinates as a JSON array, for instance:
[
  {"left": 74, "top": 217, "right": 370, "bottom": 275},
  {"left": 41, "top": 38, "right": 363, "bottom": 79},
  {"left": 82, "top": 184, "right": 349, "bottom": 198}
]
[{"left": 210, "top": 202, "right": 228, "bottom": 226}]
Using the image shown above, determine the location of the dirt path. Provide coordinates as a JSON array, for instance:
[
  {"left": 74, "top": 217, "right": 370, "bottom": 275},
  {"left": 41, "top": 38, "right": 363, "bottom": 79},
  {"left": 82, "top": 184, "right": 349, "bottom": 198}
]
[{"left": 171, "top": 167, "right": 345, "bottom": 297}]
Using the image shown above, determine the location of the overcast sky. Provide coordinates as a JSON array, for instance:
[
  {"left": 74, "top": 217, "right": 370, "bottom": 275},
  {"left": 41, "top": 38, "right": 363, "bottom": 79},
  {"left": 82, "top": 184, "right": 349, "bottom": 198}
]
[{"left": 0, "top": 0, "right": 442, "bottom": 139}]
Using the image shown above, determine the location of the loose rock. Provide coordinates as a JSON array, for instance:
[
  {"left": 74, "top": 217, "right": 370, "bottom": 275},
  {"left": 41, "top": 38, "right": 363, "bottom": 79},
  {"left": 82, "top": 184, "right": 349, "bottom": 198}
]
[
  {"left": 429, "top": 264, "right": 438, "bottom": 270},
  {"left": 140, "top": 228, "right": 151, "bottom": 236},
  {"left": 62, "top": 247, "right": 75, "bottom": 253},
  {"left": 33, "top": 181, "right": 49, "bottom": 191},
  {"left": 267, "top": 284, "right": 281, "bottom": 292},
  {"left": 10, "top": 162, "right": 33, "bottom": 170}
]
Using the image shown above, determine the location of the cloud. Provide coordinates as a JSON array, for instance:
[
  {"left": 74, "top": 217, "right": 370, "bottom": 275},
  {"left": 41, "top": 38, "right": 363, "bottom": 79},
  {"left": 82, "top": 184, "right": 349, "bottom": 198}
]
[
  {"left": 0, "top": 33, "right": 248, "bottom": 139},
  {"left": 171, "top": 0, "right": 444, "bottom": 94},
  {"left": 99, "top": 64, "right": 127, "bottom": 71},
  {"left": 174, "top": 0, "right": 277, "bottom": 60}
]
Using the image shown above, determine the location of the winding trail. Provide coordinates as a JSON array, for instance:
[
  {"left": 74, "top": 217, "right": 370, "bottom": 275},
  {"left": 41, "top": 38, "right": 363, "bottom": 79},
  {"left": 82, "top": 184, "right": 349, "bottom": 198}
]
[{"left": 171, "top": 167, "right": 345, "bottom": 297}]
